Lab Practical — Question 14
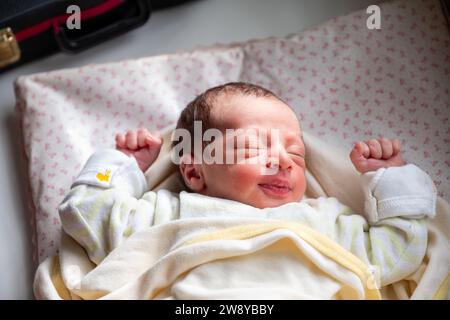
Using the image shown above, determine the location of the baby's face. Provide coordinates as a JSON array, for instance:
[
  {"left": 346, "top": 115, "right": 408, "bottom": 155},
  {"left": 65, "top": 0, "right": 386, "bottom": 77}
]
[{"left": 198, "top": 94, "right": 306, "bottom": 209}]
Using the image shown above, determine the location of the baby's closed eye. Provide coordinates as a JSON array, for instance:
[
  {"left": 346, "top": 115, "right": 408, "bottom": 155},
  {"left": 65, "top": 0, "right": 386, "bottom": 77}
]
[
  {"left": 234, "top": 145, "right": 267, "bottom": 159},
  {"left": 233, "top": 135, "right": 267, "bottom": 153},
  {"left": 288, "top": 152, "right": 305, "bottom": 159},
  {"left": 286, "top": 146, "right": 306, "bottom": 166},
  {"left": 287, "top": 145, "right": 305, "bottom": 157}
]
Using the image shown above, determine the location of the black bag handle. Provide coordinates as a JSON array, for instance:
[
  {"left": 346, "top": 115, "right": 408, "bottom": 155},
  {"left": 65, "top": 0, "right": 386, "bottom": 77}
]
[{"left": 55, "top": 0, "right": 151, "bottom": 53}]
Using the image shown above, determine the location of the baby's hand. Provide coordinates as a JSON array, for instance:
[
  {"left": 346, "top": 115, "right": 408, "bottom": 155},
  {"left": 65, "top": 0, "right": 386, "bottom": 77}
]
[
  {"left": 115, "top": 128, "right": 163, "bottom": 172},
  {"left": 349, "top": 138, "right": 405, "bottom": 174}
]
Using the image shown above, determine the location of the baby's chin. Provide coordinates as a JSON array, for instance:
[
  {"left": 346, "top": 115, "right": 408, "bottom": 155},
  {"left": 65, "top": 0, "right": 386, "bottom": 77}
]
[
  {"left": 247, "top": 186, "right": 304, "bottom": 209},
  {"left": 244, "top": 194, "right": 303, "bottom": 209},
  {"left": 203, "top": 187, "right": 304, "bottom": 209}
]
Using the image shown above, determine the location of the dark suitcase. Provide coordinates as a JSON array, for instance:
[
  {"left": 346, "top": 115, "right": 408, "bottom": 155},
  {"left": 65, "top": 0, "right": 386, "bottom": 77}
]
[{"left": 0, "top": 0, "right": 152, "bottom": 72}]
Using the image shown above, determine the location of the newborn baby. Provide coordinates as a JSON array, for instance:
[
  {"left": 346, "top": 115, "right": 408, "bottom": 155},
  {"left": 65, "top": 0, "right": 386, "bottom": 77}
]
[{"left": 60, "top": 82, "right": 436, "bottom": 288}]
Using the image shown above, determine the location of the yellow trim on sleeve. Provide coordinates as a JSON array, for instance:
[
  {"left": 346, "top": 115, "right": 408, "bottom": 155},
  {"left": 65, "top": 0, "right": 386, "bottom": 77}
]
[{"left": 183, "top": 221, "right": 381, "bottom": 300}]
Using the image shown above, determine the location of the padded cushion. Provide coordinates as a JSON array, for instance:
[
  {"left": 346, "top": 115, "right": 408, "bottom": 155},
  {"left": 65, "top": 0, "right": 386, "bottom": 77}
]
[{"left": 15, "top": 0, "right": 450, "bottom": 262}]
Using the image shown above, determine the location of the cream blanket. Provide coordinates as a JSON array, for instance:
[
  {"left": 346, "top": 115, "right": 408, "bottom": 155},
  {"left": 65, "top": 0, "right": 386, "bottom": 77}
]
[{"left": 34, "top": 128, "right": 450, "bottom": 299}]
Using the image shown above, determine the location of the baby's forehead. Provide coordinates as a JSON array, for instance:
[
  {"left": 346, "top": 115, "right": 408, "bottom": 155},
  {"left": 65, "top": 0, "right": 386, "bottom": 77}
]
[
  {"left": 211, "top": 93, "right": 299, "bottom": 127},
  {"left": 210, "top": 105, "right": 302, "bottom": 146}
]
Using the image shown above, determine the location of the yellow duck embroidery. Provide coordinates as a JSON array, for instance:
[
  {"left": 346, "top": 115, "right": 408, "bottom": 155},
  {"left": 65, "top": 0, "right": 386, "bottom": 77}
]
[{"left": 96, "top": 169, "right": 111, "bottom": 182}]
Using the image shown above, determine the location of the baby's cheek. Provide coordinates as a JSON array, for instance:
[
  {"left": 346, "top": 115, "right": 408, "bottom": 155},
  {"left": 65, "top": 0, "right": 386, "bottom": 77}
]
[
  {"left": 227, "top": 163, "right": 262, "bottom": 188},
  {"left": 293, "top": 169, "right": 307, "bottom": 196}
]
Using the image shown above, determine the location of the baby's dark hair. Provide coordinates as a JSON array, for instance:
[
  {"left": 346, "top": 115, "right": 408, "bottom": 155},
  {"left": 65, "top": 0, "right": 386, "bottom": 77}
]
[{"left": 171, "top": 82, "right": 282, "bottom": 155}]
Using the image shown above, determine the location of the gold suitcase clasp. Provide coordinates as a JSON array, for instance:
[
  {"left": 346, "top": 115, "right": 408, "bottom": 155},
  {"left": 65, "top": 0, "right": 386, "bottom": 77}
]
[{"left": 0, "top": 27, "right": 21, "bottom": 68}]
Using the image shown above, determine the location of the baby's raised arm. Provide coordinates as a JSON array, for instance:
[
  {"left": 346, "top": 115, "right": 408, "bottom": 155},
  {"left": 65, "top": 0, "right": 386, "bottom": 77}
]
[
  {"left": 331, "top": 137, "right": 437, "bottom": 286},
  {"left": 115, "top": 128, "right": 163, "bottom": 172},
  {"left": 349, "top": 137, "right": 404, "bottom": 173},
  {"left": 58, "top": 129, "right": 177, "bottom": 265}
]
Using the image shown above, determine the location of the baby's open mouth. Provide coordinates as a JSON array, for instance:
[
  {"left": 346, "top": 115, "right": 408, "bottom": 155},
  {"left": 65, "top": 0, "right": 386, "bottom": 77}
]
[{"left": 258, "top": 182, "right": 292, "bottom": 197}]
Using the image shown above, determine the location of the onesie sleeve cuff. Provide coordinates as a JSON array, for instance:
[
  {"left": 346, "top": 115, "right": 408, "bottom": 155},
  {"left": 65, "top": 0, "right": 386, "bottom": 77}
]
[
  {"left": 361, "top": 164, "right": 437, "bottom": 223},
  {"left": 71, "top": 149, "right": 148, "bottom": 198}
]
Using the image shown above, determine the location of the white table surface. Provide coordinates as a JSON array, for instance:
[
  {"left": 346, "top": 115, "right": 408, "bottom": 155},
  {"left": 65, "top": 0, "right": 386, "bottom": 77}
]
[{"left": 0, "top": 0, "right": 377, "bottom": 299}]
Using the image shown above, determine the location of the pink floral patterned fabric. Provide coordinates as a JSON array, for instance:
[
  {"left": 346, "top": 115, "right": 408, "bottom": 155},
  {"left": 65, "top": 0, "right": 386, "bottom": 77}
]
[{"left": 15, "top": 0, "right": 450, "bottom": 262}]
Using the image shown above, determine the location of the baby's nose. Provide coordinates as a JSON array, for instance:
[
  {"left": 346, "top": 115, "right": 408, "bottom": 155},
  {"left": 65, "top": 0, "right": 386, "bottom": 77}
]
[{"left": 265, "top": 154, "right": 293, "bottom": 172}]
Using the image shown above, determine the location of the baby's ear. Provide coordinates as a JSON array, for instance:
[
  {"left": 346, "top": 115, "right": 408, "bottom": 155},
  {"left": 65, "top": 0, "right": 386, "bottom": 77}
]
[{"left": 179, "top": 154, "right": 205, "bottom": 192}]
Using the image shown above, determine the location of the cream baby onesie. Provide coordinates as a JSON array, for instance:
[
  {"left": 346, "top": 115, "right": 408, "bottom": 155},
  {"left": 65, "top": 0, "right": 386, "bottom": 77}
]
[{"left": 59, "top": 149, "right": 437, "bottom": 286}]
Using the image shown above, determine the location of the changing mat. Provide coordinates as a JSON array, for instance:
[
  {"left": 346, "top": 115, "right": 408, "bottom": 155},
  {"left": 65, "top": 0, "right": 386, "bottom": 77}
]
[{"left": 15, "top": 0, "right": 450, "bottom": 267}]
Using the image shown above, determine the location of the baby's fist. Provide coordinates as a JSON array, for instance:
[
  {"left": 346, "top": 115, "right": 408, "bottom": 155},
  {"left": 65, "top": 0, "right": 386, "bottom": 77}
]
[
  {"left": 349, "top": 138, "right": 405, "bottom": 174},
  {"left": 115, "top": 128, "right": 163, "bottom": 172}
]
